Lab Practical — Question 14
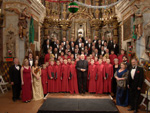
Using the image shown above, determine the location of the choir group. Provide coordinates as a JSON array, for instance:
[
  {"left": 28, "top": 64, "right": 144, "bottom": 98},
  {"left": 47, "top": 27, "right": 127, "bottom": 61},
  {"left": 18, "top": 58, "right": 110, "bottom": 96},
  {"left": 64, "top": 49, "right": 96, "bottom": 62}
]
[{"left": 9, "top": 36, "right": 144, "bottom": 113}]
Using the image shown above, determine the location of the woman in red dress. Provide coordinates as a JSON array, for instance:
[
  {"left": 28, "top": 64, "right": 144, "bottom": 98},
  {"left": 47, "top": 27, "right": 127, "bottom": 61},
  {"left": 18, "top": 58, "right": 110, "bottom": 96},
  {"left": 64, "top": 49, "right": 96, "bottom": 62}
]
[{"left": 21, "top": 59, "right": 32, "bottom": 103}]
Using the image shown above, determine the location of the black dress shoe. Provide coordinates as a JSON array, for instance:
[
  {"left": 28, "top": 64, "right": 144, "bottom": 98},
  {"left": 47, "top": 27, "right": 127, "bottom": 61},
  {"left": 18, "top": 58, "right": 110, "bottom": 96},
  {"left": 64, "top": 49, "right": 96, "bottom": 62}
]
[
  {"left": 128, "top": 108, "right": 134, "bottom": 111},
  {"left": 17, "top": 97, "right": 21, "bottom": 100},
  {"left": 134, "top": 110, "right": 137, "bottom": 113},
  {"left": 13, "top": 98, "right": 16, "bottom": 102}
]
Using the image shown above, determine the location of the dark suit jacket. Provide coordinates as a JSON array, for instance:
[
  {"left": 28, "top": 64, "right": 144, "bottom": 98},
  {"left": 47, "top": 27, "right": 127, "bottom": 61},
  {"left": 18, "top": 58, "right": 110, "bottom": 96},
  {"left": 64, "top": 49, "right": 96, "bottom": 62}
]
[
  {"left": 9, "top": 65, "right": 21, "bottom": 84},
  {"left": 113, "top": 44, "right": 119, "bottom": 55},
  {"left": 127, "top": 66, "right": 144, "bottom": 90},
  {"left": 76, "top": 60, "right": 88, "bottom": 76},
  {"left": 43, "top": 44, "right": 50, "bottom": 54}
]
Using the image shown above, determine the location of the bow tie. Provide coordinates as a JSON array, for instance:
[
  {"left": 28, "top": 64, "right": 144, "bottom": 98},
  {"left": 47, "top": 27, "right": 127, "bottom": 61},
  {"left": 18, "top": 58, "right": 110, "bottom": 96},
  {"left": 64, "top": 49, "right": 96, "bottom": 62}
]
[{"left": 132, "top": 67, "right": 135, "bottom": 69}]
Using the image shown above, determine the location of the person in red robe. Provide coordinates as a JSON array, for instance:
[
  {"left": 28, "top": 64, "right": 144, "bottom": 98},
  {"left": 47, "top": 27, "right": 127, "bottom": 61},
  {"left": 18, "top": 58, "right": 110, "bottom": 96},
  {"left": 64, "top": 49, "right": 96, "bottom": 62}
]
[
  {"left": 118, "top": 49, "right": 125, "bottom": 64},
  {"left": 94, "top": 56, "right": 99, "bottom": 65},
  {"left": 67, "top": 51, "right": 71, "bottom": 59},
  {"left": 88, "top": 59, "right": 97, "bottom": 93},
  {"left": 44, "top": 49, "right": 51, "bottom": 63},
  {"left": 102, "top": 56, "right": 107, "bottom": 66},
  {"left": 61, "top": 59, "right": 69, "bottom": 92},
  {"left": 109, "top": 50, "right": 117, "bottom": 65},
  {"left": 54, "top": 60, "right": 62, "bottom": 93},
  {"left": 96, "top": 59, "right": 105, "bottom": 94},
  {"left": 68, "top": 60, "right": 79, "bottom": 94},
  {"left": 60, "top": 52, "right": 65, "bottom": 59},
  {"left": 67, "top": 58, "right": 71, "bottom": 65},
  {"left": 48, "top": 60, "right": 55, "bottom": 93},
  {"left": 104, "top": 59, "right": 113, "bottom": 93},
  {"left": 41, "top": 64, "right": 48, "bottom": 96}
]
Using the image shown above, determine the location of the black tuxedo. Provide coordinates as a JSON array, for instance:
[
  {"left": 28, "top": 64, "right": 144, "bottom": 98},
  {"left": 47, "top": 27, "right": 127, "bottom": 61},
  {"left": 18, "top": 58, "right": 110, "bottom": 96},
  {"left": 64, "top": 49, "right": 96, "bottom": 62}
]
[
  {"left": 70, "top": 46, "right": 75, "bottom": 54},
  {"left": 113, "top": 44, "right": 119, "bottom": 55},
  {"left": 127, "top": 66, "right": 144, "bottom": 111},
  {"left": 9, "top": 65, "right": 21, "bottom": 100},
  {"left": 76, "top": 60, "right": 88, "bottom": 93},
  {"left": 69, "top": 41, "right": 74, "bottom": 47},
  {"left": 43, "top": 44, "right": 50, "bottom": 54},
  {"left": 87, "top": 43, "right": 92, "bottom": 54},
  {"left": 101, "top": 40, "right": 107, "bottom": 46},
  {"left": 108, "top": 40, "right": 114, "bottom": 54}
]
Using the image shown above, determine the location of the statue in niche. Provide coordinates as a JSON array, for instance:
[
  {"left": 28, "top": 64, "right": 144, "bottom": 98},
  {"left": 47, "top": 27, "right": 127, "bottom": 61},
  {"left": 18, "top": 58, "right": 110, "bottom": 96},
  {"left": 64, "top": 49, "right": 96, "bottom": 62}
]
[
  {"left": 18, "top": 8, "right": 30, "bottom": 40},
  {"left": 5, "top": 7, "right": 30, "bottom": 40},
  {"left": 133, "top": 0, "right": 150, "bottom": 40},
  {"left": 6, "top": 31, "right": 16, "bottom": 57},
  {"left": 78, "top": 25, "right": 84, "bottom": 38},
  {"left": 133, "top": 3, "right": 143, "bottom": 40}
]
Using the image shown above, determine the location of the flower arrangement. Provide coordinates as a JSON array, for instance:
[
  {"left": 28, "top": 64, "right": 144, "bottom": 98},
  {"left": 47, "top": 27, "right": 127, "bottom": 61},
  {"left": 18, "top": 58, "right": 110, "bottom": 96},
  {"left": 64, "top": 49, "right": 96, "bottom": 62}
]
[
  {"left": 128, "top": 46, "right": 133, "bottom": 57},
  {"left": 8, "top": 50, "right": 12, "bottom": 57}
]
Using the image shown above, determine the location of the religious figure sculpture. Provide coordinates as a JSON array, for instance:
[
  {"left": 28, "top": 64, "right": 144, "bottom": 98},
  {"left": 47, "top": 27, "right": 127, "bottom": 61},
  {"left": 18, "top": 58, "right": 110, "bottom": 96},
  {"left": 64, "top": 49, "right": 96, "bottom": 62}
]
[
  {"left": 18, "top": 8, "right": 30, "bottom": 40},
  {"left": 6, "top": 31, "right": 16, "bottom": 57},
  {"left": 5, "top": 7, "right": 30, "bottom": 40},
  {"left": 78, "top": 25, "right": 84, "bottom": 38}
]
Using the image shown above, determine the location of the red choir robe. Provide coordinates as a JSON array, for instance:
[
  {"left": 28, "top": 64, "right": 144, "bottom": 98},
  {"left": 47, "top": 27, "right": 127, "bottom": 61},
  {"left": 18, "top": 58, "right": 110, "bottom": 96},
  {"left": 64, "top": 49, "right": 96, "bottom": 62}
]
[
  {"left": 44, "top": 53, "right": 50, "bottom": 63},
  {"left": 109, "top": 54, "right": 117, "bottom": 65},
  {"left": 94, "top": 61, "right": 99, "bottom": 65},
  {"left": 41, "top": 68, "right": 48, "bottom": 95},
  {"left": 96, "top": 64, "right": 105, "bottom": 94},
  {"left": 54, "top": 64, "right": 62, "bottom": 93},
  {"left": 86, "top": 62, "right": 91, "bottom": 90},
  {"left": 67, "top": 56, "right": 71, "bottom": 59},
  {"left": 48, "top": 64, "right": 55, "bottom": 92},
  {"left": 102, "top": 61, "right": 106, "bottom": 66},
  {"left": 104, "top": 63, "right": 113, "bottom": 93},
  {"left": 61, "top": 55, "right": 65, "bottom": 59},
  {"left": 61, "top": 64, "right": 69, "bottom": 92},
  {"left": 118, "top": 54, "right": 124, "bottom": 64},
  {"left": 68, "top": 64, "right": 79, "bottom": 94},
  {"left": 88, "top": 64, "right": 97, "bottom": 93}
]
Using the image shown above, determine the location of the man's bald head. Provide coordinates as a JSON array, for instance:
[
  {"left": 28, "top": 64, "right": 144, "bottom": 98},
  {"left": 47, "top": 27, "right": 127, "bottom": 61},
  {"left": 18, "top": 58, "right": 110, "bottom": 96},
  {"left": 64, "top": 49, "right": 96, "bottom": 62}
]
[{"left": 81, "top": 54, "right": 85, "bottom": 60}]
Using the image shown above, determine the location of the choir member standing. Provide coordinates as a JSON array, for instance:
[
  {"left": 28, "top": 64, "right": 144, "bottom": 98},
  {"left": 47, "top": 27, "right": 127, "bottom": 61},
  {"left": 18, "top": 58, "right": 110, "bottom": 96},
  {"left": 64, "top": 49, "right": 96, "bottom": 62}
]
[
  {"left": 109, "top": 50, "right": 117, "bottom": 65},
  {"left": 88, "top": 59, "right": 97, "bottom": 93},
  {"left": 113, "top": 40, "right": 119, "bottom": 55},
  {"left": 61, "top": 59, "right": 69, "bottom": 92},
  {"left": 68, "top": 60, "right": 79, "bottom": 94},
  {"left": 115, "top": 62, "right": 128, "bottom": 107},
  {"left": 32, "top": 60, "right": 44, "bottom": 100},
  {"left": 127, "top": 58, "right": 144, "bottom": 113},
  {"left": 44, "top": 49, "right": 51, "bottom": 63},
  {"left": 96, "top": 59, "right": 105, "bottom": 94},
  {"left": 48, "top": 60, "right": 55, "bottom": 93},
  {"left": 21, "top": 59, "right": 32, "bottom": 103},
  {"left": 104, "top": 59, "right": 113, "bottom": 93},
  {"left": 107, "top": 37, "right": 114, "bottom": 54},
  {"left": 41, "top": 64, "right": 48, "bottom": 97},
  {"left": 9, "top": 58, "right": 21, "bottom": 102},
  {"left": 118, "top": 49, "right": 125, "bottom": 64},
  {"left": 55, "top": 61, "right": 62, "bottom": 93},
  {"left": 76, "top": 54, "right": 88, "bottom": 94}
]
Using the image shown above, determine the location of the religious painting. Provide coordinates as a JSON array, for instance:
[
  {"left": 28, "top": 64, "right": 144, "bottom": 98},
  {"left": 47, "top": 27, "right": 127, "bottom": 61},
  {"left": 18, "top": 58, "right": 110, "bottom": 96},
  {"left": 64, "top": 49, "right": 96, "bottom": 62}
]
[
  {"left": 123, "top": 16, "right": 131, "bottom": 41},
  {"left": 34, "top": 19, "right": 38, "bottom": 41}
]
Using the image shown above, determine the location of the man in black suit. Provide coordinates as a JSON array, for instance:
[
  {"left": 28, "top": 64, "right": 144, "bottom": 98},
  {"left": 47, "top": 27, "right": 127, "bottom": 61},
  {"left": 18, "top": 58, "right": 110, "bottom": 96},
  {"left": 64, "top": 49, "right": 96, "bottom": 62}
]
[
  {"left": 76, "top": 54, "right": 88, "bottom": 94},
  {"left": 127, "top": 58, "right": 144, "bottom": 113},
  {"left": 108, "top": 37, "right": 114, "bottom": 54},
  {"left": 9, "top": 58, "right": 21, "bottom": 102},
  {"left": 113, "top": 40, "right": 119, "bottom": 55}
]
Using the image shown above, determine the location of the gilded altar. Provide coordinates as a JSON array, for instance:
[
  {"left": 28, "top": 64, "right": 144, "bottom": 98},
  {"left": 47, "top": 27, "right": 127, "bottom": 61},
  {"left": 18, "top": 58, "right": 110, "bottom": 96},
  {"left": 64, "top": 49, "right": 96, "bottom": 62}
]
[{"left": 43, "top": 0, "right": 118, "bottom": 41}]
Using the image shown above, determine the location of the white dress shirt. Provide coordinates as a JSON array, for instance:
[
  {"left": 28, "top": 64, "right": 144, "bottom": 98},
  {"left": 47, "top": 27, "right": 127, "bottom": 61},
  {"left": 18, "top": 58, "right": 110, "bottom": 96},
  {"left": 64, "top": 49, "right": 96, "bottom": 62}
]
[
  {"left": 15, "top": 65, "right": 20, "bottom": 70},
  {"left": 131, "top": 66, "right": 137, "bottom": 79}
]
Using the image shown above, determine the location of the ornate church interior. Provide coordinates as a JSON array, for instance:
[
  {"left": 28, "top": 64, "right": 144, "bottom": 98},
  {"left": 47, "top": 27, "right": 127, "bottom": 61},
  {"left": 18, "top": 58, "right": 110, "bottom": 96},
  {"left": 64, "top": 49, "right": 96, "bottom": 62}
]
[{"left": 0, "top": 0, "right": 150, "bottom": 113}]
